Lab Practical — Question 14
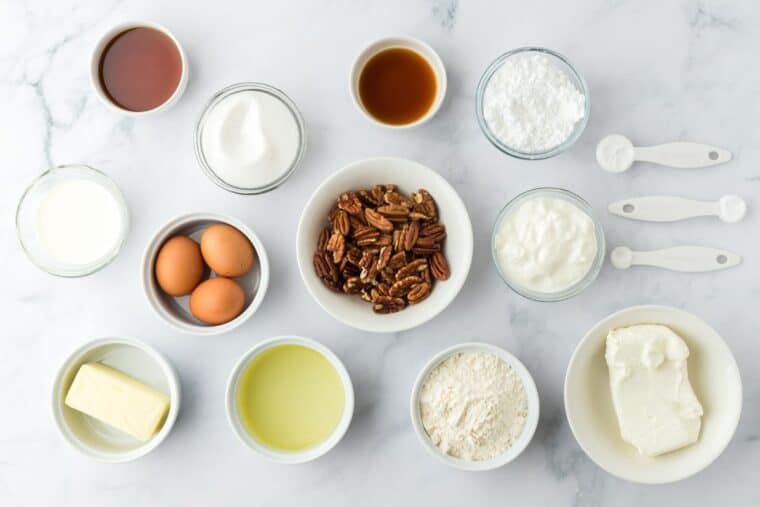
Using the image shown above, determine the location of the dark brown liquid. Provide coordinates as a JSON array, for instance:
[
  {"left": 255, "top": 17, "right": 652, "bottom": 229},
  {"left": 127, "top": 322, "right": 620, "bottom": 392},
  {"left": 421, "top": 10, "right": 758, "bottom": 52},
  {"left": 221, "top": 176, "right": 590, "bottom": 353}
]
[
  {"left": 99, "top": 27, "right": 182, "bottom": 112},
  {"left": 358, "top": 48, "right": 437, "bottom": 125}
]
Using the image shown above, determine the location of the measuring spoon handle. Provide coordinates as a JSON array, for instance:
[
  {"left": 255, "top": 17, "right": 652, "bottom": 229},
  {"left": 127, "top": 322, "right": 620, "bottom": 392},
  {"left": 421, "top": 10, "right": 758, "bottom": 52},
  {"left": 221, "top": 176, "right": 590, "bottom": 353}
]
[
  {"left": 632, "top": 246, "right": 741, "bottom": 272},
  {"left": 634, "top": 142, "right": 732, "bottom": 169},
  {"left": 609, "top": 196, "right": 717, "bottom": 222}
]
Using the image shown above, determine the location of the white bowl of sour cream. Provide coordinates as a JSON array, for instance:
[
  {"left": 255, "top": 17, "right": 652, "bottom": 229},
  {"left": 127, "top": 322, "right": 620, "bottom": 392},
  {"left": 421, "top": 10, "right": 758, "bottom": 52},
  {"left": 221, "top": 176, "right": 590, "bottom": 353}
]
[
  {"left": 491, "top": 187, "right": 605, "bottom": 301},
  {"left": 194, "top": 82, "right": 306, "bottom": 195}
]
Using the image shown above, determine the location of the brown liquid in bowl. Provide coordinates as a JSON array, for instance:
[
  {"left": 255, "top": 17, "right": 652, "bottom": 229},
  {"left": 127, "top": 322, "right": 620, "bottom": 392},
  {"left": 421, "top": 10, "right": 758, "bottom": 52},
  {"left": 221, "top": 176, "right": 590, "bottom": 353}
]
[
  {"left": 99, "top": 27, "right": 183, "bottom": 112},
  {"left": 358, "top": 47, "right": 437, "bottom": 125}
]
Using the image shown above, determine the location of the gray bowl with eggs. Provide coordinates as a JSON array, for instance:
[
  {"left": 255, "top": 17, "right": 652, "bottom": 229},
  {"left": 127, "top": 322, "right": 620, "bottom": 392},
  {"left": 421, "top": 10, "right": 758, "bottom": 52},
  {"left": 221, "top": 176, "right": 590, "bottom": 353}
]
[{"left": 141, "top": 212, "right": 270, "bottom": 336}]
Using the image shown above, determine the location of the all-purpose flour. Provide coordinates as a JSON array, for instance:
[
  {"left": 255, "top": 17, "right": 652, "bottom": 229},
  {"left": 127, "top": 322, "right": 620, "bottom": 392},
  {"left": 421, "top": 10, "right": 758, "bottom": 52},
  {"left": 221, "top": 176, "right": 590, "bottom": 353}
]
[
  {"left": 419, "top": 351, "right": 528, "bottom": 461},
  {"left": 483, "top": 53, "right": 586, "bottom": 153}
]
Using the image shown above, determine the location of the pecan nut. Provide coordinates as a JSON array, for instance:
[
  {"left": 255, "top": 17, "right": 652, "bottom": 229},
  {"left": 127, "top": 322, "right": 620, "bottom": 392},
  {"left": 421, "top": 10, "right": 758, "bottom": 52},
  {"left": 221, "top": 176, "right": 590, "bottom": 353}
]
[{"left": 430, "top": 252, "right": 451, "bottom": 281}]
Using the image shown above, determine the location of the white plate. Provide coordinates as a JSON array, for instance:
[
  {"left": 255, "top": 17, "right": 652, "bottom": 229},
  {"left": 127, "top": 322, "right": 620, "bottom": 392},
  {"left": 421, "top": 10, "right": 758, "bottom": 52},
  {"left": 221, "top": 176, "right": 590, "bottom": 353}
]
[
  {"left": 409, "top": 342, "right": 540, "bottom": 471},
  {"left": 51, "top": 337, "right": 181, "bottom": 463},
  {"left": 296, "top": 157, "right": 473, "bottom": 333},
  {"left": 564, "top": 305, "right": 742, "bottom": 483}
]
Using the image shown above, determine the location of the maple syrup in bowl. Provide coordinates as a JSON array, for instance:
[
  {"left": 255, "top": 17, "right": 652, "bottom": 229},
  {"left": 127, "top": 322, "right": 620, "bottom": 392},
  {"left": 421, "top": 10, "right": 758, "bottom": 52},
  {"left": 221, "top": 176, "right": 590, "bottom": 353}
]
[
  {"left": 350, "top": 36, "right": 446, "bottom": 128},
  {"left": 90, "top": 22, "right": 188, "bottom": 116}
]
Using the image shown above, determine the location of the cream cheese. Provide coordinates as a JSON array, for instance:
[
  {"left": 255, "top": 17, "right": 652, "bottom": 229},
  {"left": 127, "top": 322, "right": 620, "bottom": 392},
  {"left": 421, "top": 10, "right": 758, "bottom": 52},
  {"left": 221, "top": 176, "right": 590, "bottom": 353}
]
[{"left": 605, "top": 324, "right": 703, "bottom": 457}]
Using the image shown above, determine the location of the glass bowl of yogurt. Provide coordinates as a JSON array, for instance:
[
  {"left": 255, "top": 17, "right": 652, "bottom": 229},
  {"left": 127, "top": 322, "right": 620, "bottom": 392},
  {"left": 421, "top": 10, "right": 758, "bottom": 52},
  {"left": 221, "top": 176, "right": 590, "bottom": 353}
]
[
  {"left": 491, "top": 188, "right": 605, "bottom": 301},
  {"left": 16, "top": 165, "right": 130, "bottom": 277},
  {"left": 194, "top": 82, "right": 306, "bottom": 195},
  {"left": 475, "top": 47, "right": 589, "bottom": 160}
]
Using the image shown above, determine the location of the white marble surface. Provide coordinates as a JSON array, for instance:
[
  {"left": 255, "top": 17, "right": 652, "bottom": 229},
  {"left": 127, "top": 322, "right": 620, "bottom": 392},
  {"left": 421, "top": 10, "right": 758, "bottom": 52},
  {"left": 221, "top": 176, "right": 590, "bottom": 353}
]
[{"left": 1, "top": 0, "right": 758, "bottom": 505}]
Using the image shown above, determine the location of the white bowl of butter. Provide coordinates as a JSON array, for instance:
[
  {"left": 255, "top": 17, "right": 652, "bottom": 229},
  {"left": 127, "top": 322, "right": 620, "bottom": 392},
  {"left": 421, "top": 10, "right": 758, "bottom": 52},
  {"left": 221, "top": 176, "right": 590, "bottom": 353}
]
[
  {"left": 564, "top": 305, "right": 742, "bottom": 483},
  {"left": 52, "top": 337, "right": 180, "bottom": 463}
]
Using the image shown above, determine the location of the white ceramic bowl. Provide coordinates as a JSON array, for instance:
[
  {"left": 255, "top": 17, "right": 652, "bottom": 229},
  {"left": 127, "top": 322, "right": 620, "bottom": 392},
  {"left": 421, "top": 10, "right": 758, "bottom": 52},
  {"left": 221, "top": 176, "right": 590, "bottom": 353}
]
[
  {"left": 296, "top": 157, "right": 473, "bottom": 333},
  {"left": 225, "top": 336, "right": 354, "bottom": 463},
  {"left": 564, "top": 305, "right": 742, "bottom": 484},
  {"left": 90, "top": 21, "right": 188, "bottom": 116},
  {"left": 142, "top": 213, "right": 270, "bottom": 336},
  {"left": 51, "top": 337, "right": 180, "bottom": 463},
  {"left": 349, "top": 36, "right": 447, "bottom": 129},
  {"left": 410, "top": 342, "right": 540, "bottom": 471}
]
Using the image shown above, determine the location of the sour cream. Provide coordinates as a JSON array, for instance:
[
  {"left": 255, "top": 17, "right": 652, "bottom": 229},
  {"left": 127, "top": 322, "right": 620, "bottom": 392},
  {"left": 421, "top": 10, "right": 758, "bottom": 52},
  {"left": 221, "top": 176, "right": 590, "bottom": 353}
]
[
  {"left": 493, "top": 196, "right": 598, "bottom": 293},
  {"left": 200, "top": 90, "right": 301, "bottom": 190}
]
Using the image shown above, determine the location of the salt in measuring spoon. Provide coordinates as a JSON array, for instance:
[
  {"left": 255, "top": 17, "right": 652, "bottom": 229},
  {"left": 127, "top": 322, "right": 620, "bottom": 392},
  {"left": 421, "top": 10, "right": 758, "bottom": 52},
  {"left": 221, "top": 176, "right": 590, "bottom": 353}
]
[
  {"left": 608, "top": 195, "right": 747, "bottom": 223},
  {"left": 596, "top": 134, "right": 732, "bottom": 173}
]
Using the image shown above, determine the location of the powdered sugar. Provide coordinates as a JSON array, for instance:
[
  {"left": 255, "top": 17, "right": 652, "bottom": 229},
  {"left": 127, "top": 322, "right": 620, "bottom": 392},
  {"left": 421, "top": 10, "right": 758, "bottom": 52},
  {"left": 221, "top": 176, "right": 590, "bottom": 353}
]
[
  {"left": 419, "top": 351, "right": 528, "bottom": 461},
  {"left": 483, "top": 53, "right": 586, "bottom": 153}
]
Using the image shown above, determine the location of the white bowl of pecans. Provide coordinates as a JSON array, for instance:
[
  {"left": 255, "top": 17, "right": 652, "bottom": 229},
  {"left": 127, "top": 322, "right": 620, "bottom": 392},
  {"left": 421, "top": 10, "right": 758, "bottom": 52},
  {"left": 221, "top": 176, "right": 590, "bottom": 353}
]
[{"left": 296, "top": 157, "right": 473, "bottom": 333}]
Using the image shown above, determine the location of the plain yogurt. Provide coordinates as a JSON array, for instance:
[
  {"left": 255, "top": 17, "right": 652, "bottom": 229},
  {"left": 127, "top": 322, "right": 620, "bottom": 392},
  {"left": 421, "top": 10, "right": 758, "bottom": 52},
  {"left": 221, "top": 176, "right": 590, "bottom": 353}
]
[
  {"left": 494, "top": 196, "right": 598, "bottom": 293},
  {"left": 200, "top": 90, "right": 301, "bottom": 190}
]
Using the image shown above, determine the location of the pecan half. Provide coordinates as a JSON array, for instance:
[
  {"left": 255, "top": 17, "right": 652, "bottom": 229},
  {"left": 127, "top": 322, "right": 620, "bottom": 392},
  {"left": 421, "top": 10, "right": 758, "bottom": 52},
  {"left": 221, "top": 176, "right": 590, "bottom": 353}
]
[
  {"left": 365, "top": 208, "right": 394, "bottom": 232},
  {"left": 407, "top": 282, "right": 431, "bottom": 304},
  {"left": 404, "top": 220, "right": 419, "bottom": 251},
  {"left": 389, "top": 276, "right": 422, "bottom": 297},
  {"left": 373, "top": 296, "right": 405, "bottom": 314},
  {"left": 430, "top": 252, "right": 451, "bottom": 281},
  {"left": 338, "top": 192, "right": 363, "bottom": 215},
  {"left": 332, "top": 210, "right": 350, "bottom": 236},
  {"left": 396, "top": 258, "right": 428, "bottom": 279}
]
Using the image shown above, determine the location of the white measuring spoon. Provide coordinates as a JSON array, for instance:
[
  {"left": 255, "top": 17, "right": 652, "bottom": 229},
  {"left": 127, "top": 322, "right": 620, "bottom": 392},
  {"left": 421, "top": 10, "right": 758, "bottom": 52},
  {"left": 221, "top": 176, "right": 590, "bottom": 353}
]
[
  {"left": 608, "top": 195, "right": 747, "bottom": 223},
  {"left": 596, "top": 134, "right": 732, "bottom": 173},
  {"left": 611, "top": 246, "right": 741, "bottom": 272}
]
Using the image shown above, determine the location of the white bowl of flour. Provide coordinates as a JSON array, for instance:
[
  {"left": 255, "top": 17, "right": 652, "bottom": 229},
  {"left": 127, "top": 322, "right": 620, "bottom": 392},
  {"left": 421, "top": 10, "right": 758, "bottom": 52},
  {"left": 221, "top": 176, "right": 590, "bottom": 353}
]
[{"left": 410, "top": 342, "right": 539, "bottom": 471}]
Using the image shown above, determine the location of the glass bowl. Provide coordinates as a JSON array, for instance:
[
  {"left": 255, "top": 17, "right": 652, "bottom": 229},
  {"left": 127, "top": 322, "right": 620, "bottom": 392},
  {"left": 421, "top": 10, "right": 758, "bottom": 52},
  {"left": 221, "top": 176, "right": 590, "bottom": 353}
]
[
  {"left": 491, "top": 188, "right": 605, "bottom": 302},
  {"left": 475, "top": 47, "right": 590, "bottom": 160},
  {"left": 16, "top": 165, "right": 130, "bottom": 277},
  {"left": 194, "top": 82, "right": 306, "bottom": 195}
]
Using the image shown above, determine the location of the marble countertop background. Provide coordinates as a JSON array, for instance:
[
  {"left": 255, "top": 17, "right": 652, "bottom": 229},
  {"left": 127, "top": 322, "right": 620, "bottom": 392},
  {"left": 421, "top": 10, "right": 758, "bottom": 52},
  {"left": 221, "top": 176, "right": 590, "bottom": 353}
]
[{"left": 1, "top": 0, "right": 758, "bottom": 505}]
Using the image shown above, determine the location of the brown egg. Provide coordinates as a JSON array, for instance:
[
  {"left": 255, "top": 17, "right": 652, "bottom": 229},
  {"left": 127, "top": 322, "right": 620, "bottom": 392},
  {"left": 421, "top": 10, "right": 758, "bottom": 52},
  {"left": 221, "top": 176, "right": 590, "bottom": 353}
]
[
  {"left": 155, "top": 236, "right": 204, "bottom": 296},
  {"left": 200, "top": 224, "right": 255, "bottom": 277},
  {"left": 189, "top": 277, "right": 246, "bottom": 325}
]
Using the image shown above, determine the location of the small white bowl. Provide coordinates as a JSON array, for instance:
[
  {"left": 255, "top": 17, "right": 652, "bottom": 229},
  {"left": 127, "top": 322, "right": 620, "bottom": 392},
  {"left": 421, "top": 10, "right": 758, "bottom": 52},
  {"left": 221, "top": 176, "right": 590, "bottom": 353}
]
[
  {"left": 51, "top": 337, "right": 180, "bottom": 463},
  {"left": 565, "top": 305, "right": 742, "bottom": 484},
  {"left": 142, "top": 213, "right": 270, "bottom": 336},
  {"left": 296, "top": 157, "right": 473, "bottom": 333},
  {"left": 90, "top": 21, "right": 188, "bottom": 116},
  {"left": 410, "top": 342, "right": 540, "bottom": 471},
  {"left": 225, "top": 336, "right": 355, "bottom": 463},
  {"left": 349, "top": 36, "right": 447, "bottom": 129}
]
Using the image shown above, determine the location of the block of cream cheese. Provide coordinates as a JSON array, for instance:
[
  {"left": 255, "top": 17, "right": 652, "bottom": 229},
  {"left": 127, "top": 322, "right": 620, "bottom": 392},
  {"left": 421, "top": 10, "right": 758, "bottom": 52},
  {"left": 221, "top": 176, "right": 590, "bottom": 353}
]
[
  {"left": 65, "top": 363, "right": 170, "bottom": 441},
  {"left": 605, "top": 324, "right": 703, "bottom": 457}
]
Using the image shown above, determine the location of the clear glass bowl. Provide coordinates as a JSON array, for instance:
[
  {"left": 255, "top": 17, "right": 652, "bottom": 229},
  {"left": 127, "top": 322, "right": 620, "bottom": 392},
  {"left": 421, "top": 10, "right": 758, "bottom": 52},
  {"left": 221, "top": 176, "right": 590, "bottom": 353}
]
[
  {"left": 16, "top": 165, "right": 130, "bottom": 277},
  {"left": 491, "top": 188, "right": 605, "bottom": 302},
  {"left": 194, "top": 82, "right": 307, "bottom": 195},
  {"left": 475, "top": 47, "right": 590, "bottom": 160}
]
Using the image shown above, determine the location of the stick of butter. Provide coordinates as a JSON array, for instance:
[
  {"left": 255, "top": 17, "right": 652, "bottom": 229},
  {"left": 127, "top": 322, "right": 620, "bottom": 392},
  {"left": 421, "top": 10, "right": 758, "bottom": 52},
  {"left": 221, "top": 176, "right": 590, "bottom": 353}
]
[{"left": 65, "top": 363, "right": 170, "bottom": 442}]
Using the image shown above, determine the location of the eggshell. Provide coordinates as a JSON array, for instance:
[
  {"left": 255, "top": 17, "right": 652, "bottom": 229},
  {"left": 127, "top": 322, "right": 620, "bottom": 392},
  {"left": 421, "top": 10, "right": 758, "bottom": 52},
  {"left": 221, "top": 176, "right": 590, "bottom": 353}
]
[
  {"left": 200, "top": 224, "right": 255, "bottom": 277},
  {"left": 189, "top": 277, "right": 246, "bottom": 325},
  {"left": 155, "top": 236, "right": 205, "bottom": 296}
]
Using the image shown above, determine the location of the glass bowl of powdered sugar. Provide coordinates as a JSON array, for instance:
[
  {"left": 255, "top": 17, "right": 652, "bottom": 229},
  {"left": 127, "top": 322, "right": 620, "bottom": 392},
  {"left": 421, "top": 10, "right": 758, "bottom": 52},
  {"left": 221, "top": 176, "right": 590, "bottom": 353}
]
[
  {"left": 476, "top": 47, "right": 589, "bottom": 160},
  {"left": 410, "top": 342, "right": 540, "bottom": 471}
]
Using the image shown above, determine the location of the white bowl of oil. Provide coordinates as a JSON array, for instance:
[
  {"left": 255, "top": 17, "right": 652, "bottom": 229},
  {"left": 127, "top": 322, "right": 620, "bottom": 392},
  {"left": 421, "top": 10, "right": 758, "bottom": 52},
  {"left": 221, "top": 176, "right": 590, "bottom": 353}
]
[{"left": 225, "top": 336, "right": 354, "bottom": 463}]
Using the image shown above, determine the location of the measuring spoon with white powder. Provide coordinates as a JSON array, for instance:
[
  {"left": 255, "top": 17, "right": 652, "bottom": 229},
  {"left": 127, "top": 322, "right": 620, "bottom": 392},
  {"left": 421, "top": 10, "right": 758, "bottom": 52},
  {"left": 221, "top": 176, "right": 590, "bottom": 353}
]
[
  {"left": 611, "top": 245, "right": 741, "bottom": 272},
  {"left": 609, "top": 195, "right": 747, "bottom": 223},
  {"left": 596, "top": 134, "right": 731, "bottom": 173}
]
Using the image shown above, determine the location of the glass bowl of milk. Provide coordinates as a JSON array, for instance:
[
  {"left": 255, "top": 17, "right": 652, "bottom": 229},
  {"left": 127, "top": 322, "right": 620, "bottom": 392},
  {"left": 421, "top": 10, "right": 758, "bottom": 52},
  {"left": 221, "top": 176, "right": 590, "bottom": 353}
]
[
  {"left": 16, "top": 165, "right": 130, "bottom": 277},
  {"left": 491, "top": 188, "right": 605, "bottom": 301},
  {"left": 194, "top": 82, "right": 307, "bottom": 195}
]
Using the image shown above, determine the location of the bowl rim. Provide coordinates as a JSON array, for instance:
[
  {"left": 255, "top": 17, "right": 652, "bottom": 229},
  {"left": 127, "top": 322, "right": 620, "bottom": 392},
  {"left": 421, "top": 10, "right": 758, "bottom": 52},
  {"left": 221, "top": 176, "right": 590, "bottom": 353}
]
[
  {"left": 348, "top": 35, "right": 447, "bottom": 129},
  {"left": 15, "top": 164, "right": 130, "bottom": 278},
  {"left": 193, "top": 82, "right": 307, "bottom": 194},
  {"left": 51, "top": 337, "right": 181, "bottom": 463},
  {"left": 295, "top": 156, "right": 474, "bottom": 333},
  {"left": 475, "top": 46, "right": 590, "bottom": 160},
  {"left": 491, "top": 187, "right": 606, "bottom": 302},
  {"left": 141, "top": 212, "right": 270, "bottom": 336},
  {"left": 89, "top": 20, "right": 188, "bottom": 116},
  {"left": 225, "top": 335, "right": 355, "bottom": 463},
  {"left": 409, "top": 342, "right": 540, "bottom": 471},
  {"left": 563, "top": 304, "right": 743, "bottom": 484}
]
